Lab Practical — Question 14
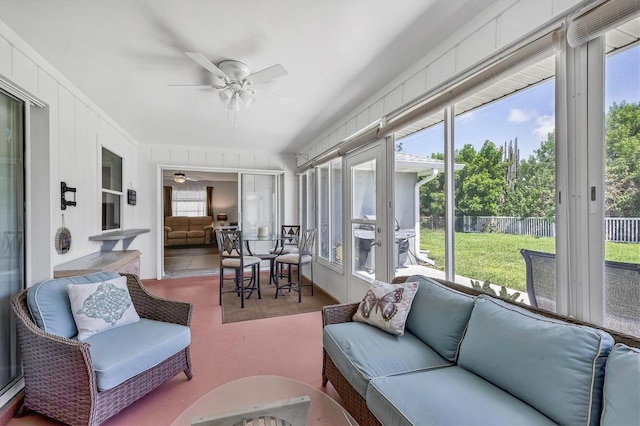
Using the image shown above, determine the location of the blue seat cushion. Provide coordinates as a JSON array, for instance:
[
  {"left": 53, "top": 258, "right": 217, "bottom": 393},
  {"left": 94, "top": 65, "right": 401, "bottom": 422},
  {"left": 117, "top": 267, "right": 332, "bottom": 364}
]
[
  {"left": 458, "top": 295, "right": 614, "bottom": 426},
  {"left": 601, "top": 343, "right": 640, "bottom": 425},
  {"left": 323, "top": 321, "right": 451, "bottom": 398},
  {"left": 367, "top": 367, "right": 555, "bottom": 426},
  {"left": 27, "top": 272, "right": 122, "bottom": 338},
  {"left": 404, "top": 275, "right": 475, "bottom": 362},
  {"left": 83, "top": 318, "right": 191, "bottom": 391}
]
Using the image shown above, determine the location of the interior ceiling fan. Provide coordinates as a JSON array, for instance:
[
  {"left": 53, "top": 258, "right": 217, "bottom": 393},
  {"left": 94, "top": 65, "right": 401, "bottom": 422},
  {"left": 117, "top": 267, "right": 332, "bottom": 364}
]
[
  {"left": 171, "top": 52, "right": 289, "bottom": 121},
  {"left": 173, "top": 171, "right": 198, "bottom": 183}
]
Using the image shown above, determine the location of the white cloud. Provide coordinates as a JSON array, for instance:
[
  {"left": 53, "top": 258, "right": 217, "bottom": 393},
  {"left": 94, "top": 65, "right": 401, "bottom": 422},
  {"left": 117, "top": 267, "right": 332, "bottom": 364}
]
[
  {"left": 534, "top": 115, "right": 555, "bottom": 139},
  {"left": 508, "top": 108, "right": 536, "bottom": 123}
]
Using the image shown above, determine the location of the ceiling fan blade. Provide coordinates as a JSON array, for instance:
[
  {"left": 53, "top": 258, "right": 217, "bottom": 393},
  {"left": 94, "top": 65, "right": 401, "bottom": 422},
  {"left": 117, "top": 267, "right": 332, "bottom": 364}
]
[
  {"left": 186, "top": 177, "right": 199, "bottom": 181},
  {"left": 247, "top": 64, "right": 288, "bottom": 84},
  {"left": 167, "top": 84, "right": 213, "bottom": 89},
  {"left": 185, "top": 52, "right": 229, "bottom": 80},
  {"left": 252, "top": 87, "right": 291, "bottom": 106}
]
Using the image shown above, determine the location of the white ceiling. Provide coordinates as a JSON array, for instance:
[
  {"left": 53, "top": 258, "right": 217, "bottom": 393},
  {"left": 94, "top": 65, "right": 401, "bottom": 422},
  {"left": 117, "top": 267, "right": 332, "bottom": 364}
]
[{"left": 0, "top": 0, "right": 495, "bottom": 154}]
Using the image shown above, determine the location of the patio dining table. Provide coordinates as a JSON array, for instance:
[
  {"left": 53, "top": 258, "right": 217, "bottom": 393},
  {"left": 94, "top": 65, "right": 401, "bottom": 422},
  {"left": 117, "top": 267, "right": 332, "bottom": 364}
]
[{"left": 243, "top": 233, "right": 297, "bottom": 283}]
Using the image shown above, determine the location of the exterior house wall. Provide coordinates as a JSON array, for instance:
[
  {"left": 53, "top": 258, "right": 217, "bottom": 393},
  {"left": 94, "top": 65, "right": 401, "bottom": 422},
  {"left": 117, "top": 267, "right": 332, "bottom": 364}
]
[
  {"left": 0, "top": 20, "right": 141, "bottom": 283},
  {"left": 303, "top": 0, "right": 585, "bottom": 302},
  {"left": 0, "top": 19, "right": 298, "bottom": 280}
]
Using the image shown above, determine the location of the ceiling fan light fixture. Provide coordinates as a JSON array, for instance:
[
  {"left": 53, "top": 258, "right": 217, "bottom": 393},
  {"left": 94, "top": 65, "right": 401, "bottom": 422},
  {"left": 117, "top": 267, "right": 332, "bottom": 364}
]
[
  {"left": 227, "top": 93, "right": 240, "bottom": 112},
  {"left": 173, "top": 172, "right": 186, "bottom": 183},
  {"left": 218, "top": 88, "right": 232, "bottom": 103},
  {"left": 240, "top": 90, "right": 255, "bottom": 108}
]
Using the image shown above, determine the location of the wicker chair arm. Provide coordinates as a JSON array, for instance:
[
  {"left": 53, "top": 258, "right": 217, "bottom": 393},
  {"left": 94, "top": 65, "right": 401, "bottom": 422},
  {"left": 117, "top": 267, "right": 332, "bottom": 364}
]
[
  {"left": 322, "top": 302, "right": 360, "bottom": 326},
  {"left": 123, "top": 274, "right": 193, "bottom": 326},
  {"left": 12, "top": 292, "right": 98, "bottom": 398}
]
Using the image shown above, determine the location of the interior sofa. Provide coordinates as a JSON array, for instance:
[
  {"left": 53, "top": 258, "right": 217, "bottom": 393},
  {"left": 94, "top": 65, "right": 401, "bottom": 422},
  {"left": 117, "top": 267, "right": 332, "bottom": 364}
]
[
  {"left": 12, "top": 272, "right": 193, "bottom": 425},
  {"left": 322, "top": 275, "right": 640, "bottom": 426},
  {"left": 164, "top": 215, "right": 213, "bottom": 246}
]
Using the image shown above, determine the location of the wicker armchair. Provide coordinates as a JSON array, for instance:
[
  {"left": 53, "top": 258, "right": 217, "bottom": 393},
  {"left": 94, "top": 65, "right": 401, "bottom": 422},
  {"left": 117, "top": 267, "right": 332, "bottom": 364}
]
[{"left": 12, "top": 273, "right": 193, "bottom": 426}]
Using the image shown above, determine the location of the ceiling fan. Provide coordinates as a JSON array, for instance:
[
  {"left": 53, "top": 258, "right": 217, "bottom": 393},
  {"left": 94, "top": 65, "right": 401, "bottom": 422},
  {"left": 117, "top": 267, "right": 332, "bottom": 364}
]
[
  {"left": 173, "top": 171, "right": 198, "bottom": 184},
  {"left": 171, "top": 52, "right": 289, "bottom": 123}
]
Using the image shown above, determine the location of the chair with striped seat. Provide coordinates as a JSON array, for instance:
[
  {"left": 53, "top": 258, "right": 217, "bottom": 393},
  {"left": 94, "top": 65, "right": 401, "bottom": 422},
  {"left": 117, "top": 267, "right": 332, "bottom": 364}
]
[
  {"left": 274, "top": 229, "right": 316, "bottom": 303},
  {"left": 218, "top": 229, "right": 261, "bottom": 308}
]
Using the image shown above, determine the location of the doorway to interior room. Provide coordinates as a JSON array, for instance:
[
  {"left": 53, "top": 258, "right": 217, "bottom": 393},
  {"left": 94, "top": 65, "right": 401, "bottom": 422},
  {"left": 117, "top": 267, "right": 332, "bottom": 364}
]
[{"left": 161, "top": 170, "right": 238, "bottom": 278}]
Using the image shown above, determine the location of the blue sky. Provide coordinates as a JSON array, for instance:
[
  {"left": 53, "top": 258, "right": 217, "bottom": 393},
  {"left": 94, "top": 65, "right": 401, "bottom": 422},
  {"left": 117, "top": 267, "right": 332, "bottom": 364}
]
[{"left": 401, "top": 44, "right": 640, "bottom": 160}]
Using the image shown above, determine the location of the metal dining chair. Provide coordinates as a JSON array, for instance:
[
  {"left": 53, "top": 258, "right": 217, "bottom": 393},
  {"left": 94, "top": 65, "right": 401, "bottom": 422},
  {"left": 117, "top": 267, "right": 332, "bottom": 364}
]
[
  {"left": 274, "top": 229, "right": 316, "bottom": 302},
  {"left": 218, "top": 229, "right": 261, "bottom": 308}
]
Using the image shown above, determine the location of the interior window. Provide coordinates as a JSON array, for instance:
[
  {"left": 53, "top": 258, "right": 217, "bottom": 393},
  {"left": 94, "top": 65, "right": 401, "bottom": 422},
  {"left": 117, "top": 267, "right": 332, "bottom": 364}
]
[
  {"left": 172, "top": 187, "right": 207, "bottom": 216},
  {"left": 101, "top": 148, "right": 122, "bottom": 231}
]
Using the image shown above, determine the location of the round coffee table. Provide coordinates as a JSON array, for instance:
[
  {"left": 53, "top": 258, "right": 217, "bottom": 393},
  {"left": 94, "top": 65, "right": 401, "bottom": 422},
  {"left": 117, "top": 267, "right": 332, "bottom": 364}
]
[{"left": 172, "top": 375, "right": 357, "bottom": 425}]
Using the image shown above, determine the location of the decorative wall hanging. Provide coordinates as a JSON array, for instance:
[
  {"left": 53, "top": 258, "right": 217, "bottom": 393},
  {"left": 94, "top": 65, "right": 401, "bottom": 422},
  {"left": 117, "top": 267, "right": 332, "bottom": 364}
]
[
  {"left": 127, "top": 189, "right": 137, "bottom": 205},
  {"left": 55, "top": 215, "right": 72, "bottom": 254}
]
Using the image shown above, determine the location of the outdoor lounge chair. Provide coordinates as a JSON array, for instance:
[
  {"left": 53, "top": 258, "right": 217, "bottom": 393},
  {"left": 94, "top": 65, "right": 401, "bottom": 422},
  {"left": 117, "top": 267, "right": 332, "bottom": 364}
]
[{"left": 521, "top": 249, "right": 640, "bottom": 336}]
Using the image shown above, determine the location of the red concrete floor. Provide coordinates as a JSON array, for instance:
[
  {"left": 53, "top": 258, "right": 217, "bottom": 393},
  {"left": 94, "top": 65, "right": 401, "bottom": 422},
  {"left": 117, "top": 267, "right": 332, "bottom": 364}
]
[{"left": 6, "top": 274, "right": 341, "bottom": 426}]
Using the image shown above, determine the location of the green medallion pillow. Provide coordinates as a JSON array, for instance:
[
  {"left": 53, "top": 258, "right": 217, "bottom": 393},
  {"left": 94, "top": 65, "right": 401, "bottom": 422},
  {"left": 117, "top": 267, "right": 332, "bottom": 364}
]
[
  {"left": 352, "top": 280, "right": 419, "bottom": 336},
  {"left": 67, "top": 276, "right": 140, "bottom": 340}
]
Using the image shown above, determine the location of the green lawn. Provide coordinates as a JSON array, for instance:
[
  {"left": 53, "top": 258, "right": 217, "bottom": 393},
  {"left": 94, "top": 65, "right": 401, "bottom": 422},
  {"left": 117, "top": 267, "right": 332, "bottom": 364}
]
[{"left": 420, "top": 231, "right": 640, "bottom": 292}]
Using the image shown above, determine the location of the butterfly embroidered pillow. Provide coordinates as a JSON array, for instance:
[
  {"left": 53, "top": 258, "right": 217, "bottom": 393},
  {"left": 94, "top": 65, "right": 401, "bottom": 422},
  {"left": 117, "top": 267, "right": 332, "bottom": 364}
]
[{"left": 352, "top": 280, "right": 419, "bottom": 336}]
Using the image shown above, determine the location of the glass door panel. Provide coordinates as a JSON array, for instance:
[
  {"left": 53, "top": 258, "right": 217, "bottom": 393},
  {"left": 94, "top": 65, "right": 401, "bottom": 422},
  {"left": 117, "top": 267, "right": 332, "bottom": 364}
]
[
  {"left": 603, "top": 24, "right": 640, "bottom": 336},
  {"left": 239, "top": 173, "right": 279, "bottom": 254},
  {"left": 0, "top": 89, "right": 24, "bottom": 400},
  {"left": 346, "top": 143, "right": 386, "bottom": 301}
]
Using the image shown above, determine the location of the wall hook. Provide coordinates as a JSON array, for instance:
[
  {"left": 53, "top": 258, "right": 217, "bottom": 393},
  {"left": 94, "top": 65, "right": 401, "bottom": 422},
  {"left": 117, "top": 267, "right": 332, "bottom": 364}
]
[{"left": 61, "top": 182, "right": 77, "bottom": 210}]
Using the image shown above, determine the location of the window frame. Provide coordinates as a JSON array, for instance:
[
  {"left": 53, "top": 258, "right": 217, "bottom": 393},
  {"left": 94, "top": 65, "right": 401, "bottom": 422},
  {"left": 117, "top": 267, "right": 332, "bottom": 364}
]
[{"left": 100, "top": 147, "right": 123, "bottom": 232}]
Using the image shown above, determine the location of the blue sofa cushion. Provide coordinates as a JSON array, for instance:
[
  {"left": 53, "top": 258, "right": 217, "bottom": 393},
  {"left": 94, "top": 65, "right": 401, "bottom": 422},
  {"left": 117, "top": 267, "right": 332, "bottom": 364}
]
[
  {"left": 84, "top": 318, "right": 191, "bottom": 391},
  {"left": 458, "top": 295, "right": 614, "bottom": 426},
  {"left": 404, "top": 275, "right": 475, "bottom": 362},
  {"left": 323, "top": 321, "right": 451, "bottom": 398},
  {"left": 367, "top": 366, "right": 555, "bottom": 426},
  {"left": 601, "top": 343, "right": 640, "bottom": 425},
  {"left": 27, "top": 272, "right": 123, "bottom": 338}
]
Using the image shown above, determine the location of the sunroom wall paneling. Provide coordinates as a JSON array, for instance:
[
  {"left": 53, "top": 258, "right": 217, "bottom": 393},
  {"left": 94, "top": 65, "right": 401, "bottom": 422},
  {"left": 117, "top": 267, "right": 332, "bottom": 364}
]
[
  {"left": 0, "top": 21, "right": 142, "bottom": 283},
  {"left": 137, "top": 144, "right": 297, "bottom": 278},
  {"left": 300, "top": 0, "right": 584, "bottom": 302}
]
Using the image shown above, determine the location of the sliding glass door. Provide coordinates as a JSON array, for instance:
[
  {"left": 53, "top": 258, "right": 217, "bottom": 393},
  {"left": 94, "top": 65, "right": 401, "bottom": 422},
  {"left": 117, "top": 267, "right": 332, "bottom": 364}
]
[{"left": 0, "top": 89, "right": 25, "bottom": 402}]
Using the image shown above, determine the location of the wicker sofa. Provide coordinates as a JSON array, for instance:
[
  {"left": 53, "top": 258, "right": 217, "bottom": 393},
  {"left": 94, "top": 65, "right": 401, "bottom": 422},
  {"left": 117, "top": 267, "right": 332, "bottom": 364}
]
[
  {"left": 322, "top": 275, "right": 640, "bottom": 426},
  {"left": 12, "top": 272, "right": 193, "bottom": 426},
  {"left": 164, "top": 216, "right": 214, "bottom": 246}
]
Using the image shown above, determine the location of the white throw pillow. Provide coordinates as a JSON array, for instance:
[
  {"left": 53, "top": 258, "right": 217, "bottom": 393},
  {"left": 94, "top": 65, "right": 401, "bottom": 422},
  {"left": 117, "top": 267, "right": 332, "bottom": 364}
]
[
  {"left": 68, "top": 276, "right": 140, "bottom": 340},
  {"left": 352, "top": 279, "right": 419, "bottom": 336}
]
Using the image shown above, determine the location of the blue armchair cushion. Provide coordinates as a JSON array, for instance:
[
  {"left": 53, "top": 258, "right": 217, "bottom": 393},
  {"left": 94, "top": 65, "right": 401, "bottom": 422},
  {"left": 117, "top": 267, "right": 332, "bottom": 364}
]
[
  {"left": 68, "top": 277, "right": 140, "bottom": 340},
  {"left": 83, "top": 318, "right": 191, "bottom": 391},
  {"left": 323, "top": 321, "right": 451, "bottom": 398},
  {"left": 27, "top": 271, "right": 122, "bottom": 338},
  {"left": 458, "top": 295, "right": 614, "bottom": 426},
  {"left": 601, "top": 343, "right": 640, "bottom": 425},
  {"left": 404, "top": 275, "right": 475, "bottom": 362},
  {"left": 367, "top": 367, "right": 555, "bottom": 426}
]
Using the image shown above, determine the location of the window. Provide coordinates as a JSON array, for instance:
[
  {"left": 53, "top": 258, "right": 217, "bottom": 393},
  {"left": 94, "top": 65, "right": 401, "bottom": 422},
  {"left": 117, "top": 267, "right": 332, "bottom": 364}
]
[
  {"left": 172, "top": 187, "right": 206, "bottom": 216},
  {"left": 603, "top": 20, "right": 640, "bottom": 336},
  {"left": 330, "top": 159, "right": 343, "bottom": 265},
  {"left": 101, "top": 148, "right": 122, "bottom": 231},
  {"left": 316, "top": 159, "right": 343, "bottom": 266},
  {"left": 0, "top": 89, "right": 24, "bottom": 406},
  {"left": 454, "top": 77, "right": 556, "bottom": 300}
]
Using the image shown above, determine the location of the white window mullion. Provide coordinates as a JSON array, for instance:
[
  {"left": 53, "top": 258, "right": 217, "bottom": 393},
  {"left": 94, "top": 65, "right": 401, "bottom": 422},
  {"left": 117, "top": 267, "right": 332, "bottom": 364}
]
[
  {"left": 586, "top": 36, "right": 607, "bottom": 326},
  {"left": 555, "top": 42, "right": 571, "bottom": 317}
]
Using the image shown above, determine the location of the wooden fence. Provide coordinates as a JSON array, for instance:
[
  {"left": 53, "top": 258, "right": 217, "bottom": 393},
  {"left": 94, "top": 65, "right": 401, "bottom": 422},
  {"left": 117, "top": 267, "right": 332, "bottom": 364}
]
[{"left": 422, "top": 216, "right": 640, "bottom": 243}]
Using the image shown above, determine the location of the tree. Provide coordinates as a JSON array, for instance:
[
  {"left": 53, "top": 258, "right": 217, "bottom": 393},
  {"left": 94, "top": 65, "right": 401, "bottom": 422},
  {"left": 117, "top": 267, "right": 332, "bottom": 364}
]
[
  {"left": 454, "top": 141, "right": 506, "bottom": 216},
  {"left": 605, "top": 102, "right": 640, "bottom": 217},
  {"left": 505, "top": 132, "right": 556, "bottom": 218}
]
